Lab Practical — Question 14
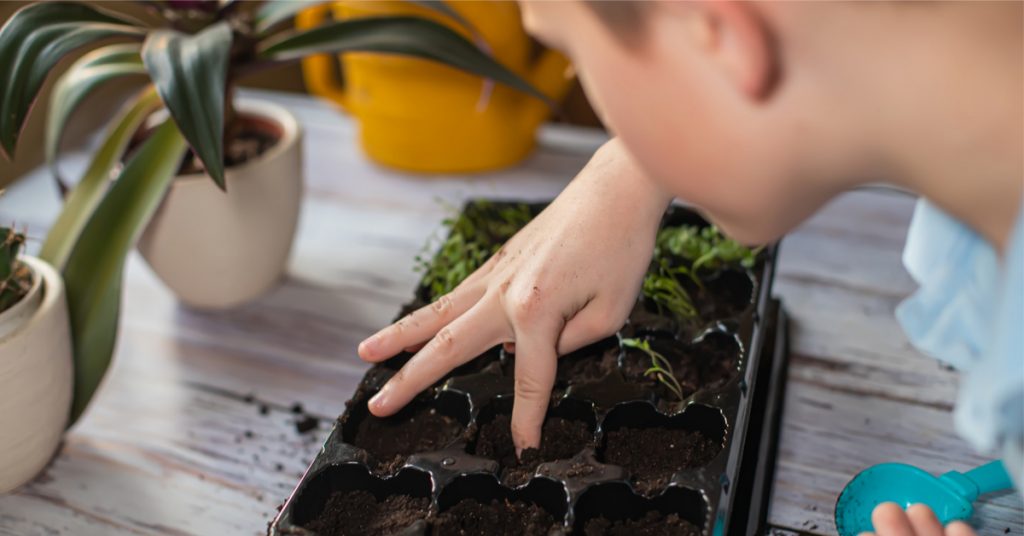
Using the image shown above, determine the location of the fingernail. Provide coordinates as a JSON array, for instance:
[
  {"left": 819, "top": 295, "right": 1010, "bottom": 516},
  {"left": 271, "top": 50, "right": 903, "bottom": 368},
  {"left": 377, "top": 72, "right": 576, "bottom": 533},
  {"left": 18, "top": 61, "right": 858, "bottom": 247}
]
[
  {"left": 358, "top": 337, "right": 376, "bottom": 358},
  {"left": 369, "top": 387, "right": 387, "bottom": 411}
]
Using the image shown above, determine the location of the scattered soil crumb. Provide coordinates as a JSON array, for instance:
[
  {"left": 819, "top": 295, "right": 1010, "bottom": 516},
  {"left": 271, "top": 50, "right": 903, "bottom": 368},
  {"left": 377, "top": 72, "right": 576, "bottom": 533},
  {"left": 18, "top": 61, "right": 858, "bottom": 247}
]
[{"left": 295, "top": 416, "right": 319, "bottom": 434}]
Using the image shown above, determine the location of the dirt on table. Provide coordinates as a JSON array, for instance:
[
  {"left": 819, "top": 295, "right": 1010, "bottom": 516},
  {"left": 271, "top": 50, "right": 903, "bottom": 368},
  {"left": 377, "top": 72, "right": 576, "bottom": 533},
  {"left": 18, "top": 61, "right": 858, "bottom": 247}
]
[
  {"left": 474, "top": 414, "right": 592, "bottom": 486},
  {"left": 583, "top": 511, "right": 701, "bottom": 536},
  {"left": 601, "top": 427, "right": 721, "bottom": 493},
  {"left": 432, "top": 498, "right": 558, "bottom": 536},
  {"left": 353, "top": 405, "right": 464, "bottom": 473},
  {"left": 302, "top": 489, "right": 428, "bottom": 535}
]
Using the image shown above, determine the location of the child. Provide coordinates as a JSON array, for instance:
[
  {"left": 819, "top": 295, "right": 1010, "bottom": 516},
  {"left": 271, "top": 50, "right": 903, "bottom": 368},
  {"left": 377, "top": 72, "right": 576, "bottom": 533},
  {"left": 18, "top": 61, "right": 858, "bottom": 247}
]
[{"left": 357, "top": 2, "right": 1022, "bottom": 534}]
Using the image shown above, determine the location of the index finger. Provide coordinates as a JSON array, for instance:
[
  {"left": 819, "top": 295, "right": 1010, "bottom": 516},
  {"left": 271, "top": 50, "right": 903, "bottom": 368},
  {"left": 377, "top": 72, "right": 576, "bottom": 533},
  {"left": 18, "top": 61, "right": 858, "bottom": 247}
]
[
  {"left": 359, "top": 284, "right": 483, "bottom": 363},
  {"left": 369, "top": 299, "right": 505, "bottom": 416}
]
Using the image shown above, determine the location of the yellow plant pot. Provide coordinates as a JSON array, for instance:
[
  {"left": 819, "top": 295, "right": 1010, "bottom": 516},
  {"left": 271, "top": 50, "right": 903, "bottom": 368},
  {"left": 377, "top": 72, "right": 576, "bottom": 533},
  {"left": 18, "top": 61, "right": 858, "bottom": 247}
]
[{"left": 297, "top": 1, "right": 574, "bottom": 174}]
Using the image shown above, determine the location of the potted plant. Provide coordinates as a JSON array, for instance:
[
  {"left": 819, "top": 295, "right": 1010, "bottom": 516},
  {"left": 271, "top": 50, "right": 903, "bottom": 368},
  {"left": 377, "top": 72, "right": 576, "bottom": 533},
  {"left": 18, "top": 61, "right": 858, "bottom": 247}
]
[
  {"left": 0, "top": 1, "right": 547, "bottom": 429},
  {"left": 0, "top": 223, "right": 73, "bottom": 492}
]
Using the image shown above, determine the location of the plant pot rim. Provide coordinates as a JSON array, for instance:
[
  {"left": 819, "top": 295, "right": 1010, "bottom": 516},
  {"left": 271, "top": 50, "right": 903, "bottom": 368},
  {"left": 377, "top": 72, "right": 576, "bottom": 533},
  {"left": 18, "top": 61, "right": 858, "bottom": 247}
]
[
  {"left": 0, "top": 256, "right": 56, "bottom": 341},
  {"left": 172, "top": 97, "right": 301, "bottom": 184}
]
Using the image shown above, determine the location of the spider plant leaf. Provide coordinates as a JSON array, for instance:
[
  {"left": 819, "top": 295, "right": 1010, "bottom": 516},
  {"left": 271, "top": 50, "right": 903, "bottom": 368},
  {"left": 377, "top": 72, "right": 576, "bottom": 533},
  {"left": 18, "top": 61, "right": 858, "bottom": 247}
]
[
  {"left": 0, "top": 2, "right": 145, "bottom": 157},
  {"left": 46, "top": 43, "right": 148, "bottom": 182},
  {"left": 142, "top": 21, "right": 231, "bottom": 190},
  {"left": 63, "top": 118, "right": 188, "bottom": 424},
  {"left": 258, "top": 16, "right": 549, "bottom": 104},
  {"left": 40, "top": 86, "right": 163, "bottom": 271}
]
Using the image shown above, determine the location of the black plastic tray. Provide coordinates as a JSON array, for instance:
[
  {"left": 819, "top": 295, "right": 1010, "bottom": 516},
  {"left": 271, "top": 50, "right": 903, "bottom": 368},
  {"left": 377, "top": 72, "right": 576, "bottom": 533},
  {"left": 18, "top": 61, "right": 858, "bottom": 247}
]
[{"left": 269, "top": 201, "right": 789, "bottom": 536}]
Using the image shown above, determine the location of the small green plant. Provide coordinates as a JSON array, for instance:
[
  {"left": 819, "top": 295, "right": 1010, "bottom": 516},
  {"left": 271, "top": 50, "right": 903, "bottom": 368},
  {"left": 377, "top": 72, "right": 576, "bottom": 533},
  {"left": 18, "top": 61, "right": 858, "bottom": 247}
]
[
  {"left": 416, "top": 201, "right": 533, "bottom": 300},
  {"left": 655, "top": 224, "right": 761, "bottom": 274},
  {"left": 642, "top": 223, "right": 760, "bottom": 323},
  {"left": 621, "top": 337, "right": 686, "bottom": 409},
  {"left": 642, "top": 258, "right": 698, "bottom": 322},
  {"left": 0, "top": 226, "right": 31, "bottom": 313}
]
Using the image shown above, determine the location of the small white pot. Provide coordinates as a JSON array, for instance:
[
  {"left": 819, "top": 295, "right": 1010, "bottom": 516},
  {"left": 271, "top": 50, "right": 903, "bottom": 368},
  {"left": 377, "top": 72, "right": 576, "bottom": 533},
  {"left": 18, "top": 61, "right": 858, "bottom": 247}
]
[
  {"left": 138, "top": 98, "right": 304, "bottom": 309},
  {"left": 0, "top": 256, "right": 73, "bottom": 493}
]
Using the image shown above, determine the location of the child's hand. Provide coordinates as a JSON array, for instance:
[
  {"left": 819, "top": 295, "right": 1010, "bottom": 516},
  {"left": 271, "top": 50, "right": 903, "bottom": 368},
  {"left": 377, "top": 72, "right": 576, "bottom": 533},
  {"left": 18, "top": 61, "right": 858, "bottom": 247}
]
[
  {"left": 859, "top": 503, "right": 976, "bottom": 536},
  {"left": 357, "top": 139, "right": 671, "bottom": 453}
]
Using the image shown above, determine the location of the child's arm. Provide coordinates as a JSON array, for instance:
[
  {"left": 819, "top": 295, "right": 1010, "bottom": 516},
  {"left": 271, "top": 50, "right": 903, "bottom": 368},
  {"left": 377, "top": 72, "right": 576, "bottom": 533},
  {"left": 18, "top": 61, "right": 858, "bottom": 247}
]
[{"left": 357, "top": 138, "right": 672, "bottom": 452}]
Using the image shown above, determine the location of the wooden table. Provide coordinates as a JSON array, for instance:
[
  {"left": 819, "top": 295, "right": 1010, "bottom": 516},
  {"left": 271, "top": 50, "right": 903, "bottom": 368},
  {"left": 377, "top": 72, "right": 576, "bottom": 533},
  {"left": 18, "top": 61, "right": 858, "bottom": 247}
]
[{"left": 1, "top": 90, "right": 1020, "bottom": 536}]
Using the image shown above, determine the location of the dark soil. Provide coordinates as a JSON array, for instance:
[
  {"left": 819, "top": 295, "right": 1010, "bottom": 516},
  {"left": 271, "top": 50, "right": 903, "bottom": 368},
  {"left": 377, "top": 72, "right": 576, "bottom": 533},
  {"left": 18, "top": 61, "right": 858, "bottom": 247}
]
[
  {"left": 556, "top": 341, "right": 621, "bottom": 386},
  {"left": 302, "top": 489, "right": 428, "bottom": 536},
  {"left": 432, "top": 498, "right": 558, "bottom": 536},
  {"left": 621, "top": 337, "right": 737, "bottom": 409},
  {"left": 179, "top": 128, "right": 279, "bottom": 175},
  {"left": 503, "top": 337, "right": 619, "bottom": 388},
  {"left": 474, "top": 414, "right": 592, "bottom": 486},
  {"left": 601, "top": 427, "right": 721, "bottom": 493},
  {"left": 685, "top": 270, "right": 753, "bottom": 321},
  {"left": 583, "top": 511, "right": 701, "bottom": 536},
  {"left": 353, "top": 405, "right": 464, "bottom": 473},
  {"left": 295, "top": 415, "right": 319, "bottom": 434}
]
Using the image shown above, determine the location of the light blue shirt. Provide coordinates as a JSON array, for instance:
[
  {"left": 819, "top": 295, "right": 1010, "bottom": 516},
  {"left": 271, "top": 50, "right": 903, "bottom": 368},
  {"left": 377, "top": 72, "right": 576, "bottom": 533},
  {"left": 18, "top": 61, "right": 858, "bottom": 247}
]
[{"left": 896, "top": 200, "right": 1023, "bottom": 487}]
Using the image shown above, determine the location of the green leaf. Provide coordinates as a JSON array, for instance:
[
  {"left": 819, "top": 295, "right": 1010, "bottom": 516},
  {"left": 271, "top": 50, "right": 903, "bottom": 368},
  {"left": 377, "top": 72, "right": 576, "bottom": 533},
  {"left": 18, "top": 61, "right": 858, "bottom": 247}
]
[
  {"left": 40, "top": 86, "right": 163, "bottom": 271},
  {"left": 46, "top": 43, "right": 147, "bottom": 181},
  {"left": 142, "top": 22, "right": 231, "bottom": 190},
  {"left": 255, "top": 0, "right": 327, "bottom": 35},
  {"left": 258, "top": 16, "right": 549, "bottom": 104},
  {"left": 63, "top": 118, "right": 187, "bottom": 425},
  {"left": 0, "top": 2, "right": 145, "bottom": 157}
]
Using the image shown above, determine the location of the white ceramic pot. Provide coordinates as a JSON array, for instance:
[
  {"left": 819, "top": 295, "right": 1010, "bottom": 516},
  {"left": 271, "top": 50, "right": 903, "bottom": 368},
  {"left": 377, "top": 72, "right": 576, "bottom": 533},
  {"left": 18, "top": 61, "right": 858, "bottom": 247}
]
[
  {"left": 138, "top": 98, "right": 304, "bottom": 309},
  {"left": 0, "top": 256, "right": 73, "bottom": 493}
]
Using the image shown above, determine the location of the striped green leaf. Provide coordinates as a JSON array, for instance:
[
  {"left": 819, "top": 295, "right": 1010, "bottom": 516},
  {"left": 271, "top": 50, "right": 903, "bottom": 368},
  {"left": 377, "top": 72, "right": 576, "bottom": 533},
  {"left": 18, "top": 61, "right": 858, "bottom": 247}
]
[
  {"left": 63, "top": 118, "right": 188, "bottom": 424},
  {"left": 46, "top": 43, "right": 148, "bottom": 182},
  {"left": 142, "top": 22, "right": 232, "bottom": 190},
  {"left": 0, "top": 2, "right": 144, "bottom": 157},
  {"left": 40, "top": 86, "right": 163, "bottom": 271}
]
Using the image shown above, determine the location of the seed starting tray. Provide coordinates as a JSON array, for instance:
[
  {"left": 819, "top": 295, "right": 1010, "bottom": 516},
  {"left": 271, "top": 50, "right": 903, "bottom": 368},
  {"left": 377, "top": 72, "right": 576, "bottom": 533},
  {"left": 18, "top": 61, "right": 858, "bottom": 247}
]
[{"left": 269, "top": 201, "right": 790, "bottom": 536}]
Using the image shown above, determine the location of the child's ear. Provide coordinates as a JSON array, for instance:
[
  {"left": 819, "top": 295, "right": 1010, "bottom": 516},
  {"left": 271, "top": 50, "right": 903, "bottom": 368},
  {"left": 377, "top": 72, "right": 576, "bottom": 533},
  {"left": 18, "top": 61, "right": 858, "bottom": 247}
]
[{"left": 661, "top": 1, "right": 779, "bottom": 100}]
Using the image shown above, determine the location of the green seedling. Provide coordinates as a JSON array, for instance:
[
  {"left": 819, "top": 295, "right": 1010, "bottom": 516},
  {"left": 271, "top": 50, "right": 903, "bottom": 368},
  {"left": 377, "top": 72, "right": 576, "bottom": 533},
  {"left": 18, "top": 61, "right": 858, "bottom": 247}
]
[
  {"left": 655, "top": 224, "right": 762, "bottom": 275},
  {"left": 622, "top": 337, "right": 686, "bottom": 410},
  {"left": 642, "top": 258, "right": 699, "bottom": 322},
  {"left": 416, "top": 201, "right": 534, "bottom": 301},
  {"left": 0, "top": 226, "right": 31, "bottom": 313}
]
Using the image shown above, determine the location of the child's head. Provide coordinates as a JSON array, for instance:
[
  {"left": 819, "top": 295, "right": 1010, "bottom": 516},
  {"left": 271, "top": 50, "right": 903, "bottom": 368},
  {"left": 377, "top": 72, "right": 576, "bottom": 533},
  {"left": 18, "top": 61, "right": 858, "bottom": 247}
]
[{"left": 521, "top": 1, "right": 1022, "bottom": 244}]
